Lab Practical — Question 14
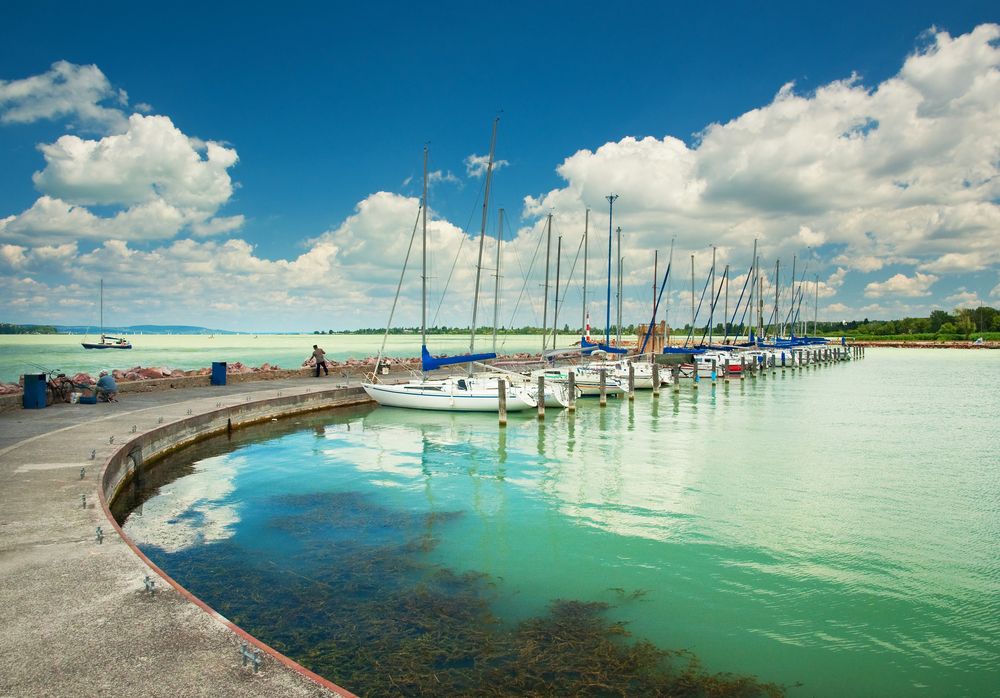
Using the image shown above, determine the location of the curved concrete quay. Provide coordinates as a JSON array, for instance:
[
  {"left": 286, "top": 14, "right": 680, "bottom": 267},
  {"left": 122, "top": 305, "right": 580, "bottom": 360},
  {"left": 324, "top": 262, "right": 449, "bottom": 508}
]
[{"left": 0, "top": 375, "right": 375, "bottom": 697}]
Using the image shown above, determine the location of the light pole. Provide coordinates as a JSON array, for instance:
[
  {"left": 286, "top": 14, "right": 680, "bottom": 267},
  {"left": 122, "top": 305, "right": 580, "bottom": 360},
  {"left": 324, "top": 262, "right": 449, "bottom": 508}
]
[{"left": 605, "top": 194, "right": 618, "bottom": 346}]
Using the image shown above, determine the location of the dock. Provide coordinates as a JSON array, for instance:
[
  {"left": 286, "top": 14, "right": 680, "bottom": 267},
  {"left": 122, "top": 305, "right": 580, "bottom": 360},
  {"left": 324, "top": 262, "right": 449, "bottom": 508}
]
[{"left": 0, "top": 374, "right": 374, "bottom": 697}]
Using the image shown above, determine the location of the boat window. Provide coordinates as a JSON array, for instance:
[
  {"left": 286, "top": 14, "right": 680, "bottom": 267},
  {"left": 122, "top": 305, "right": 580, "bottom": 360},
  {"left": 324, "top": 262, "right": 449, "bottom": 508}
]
[{"left": 457, "top": 379, "right": 468, "bottom": 390}]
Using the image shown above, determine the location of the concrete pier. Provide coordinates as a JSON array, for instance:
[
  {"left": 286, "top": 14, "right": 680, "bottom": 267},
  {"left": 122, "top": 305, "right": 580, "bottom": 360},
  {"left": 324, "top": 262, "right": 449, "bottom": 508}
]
[{"left": 0, "top": 375, "right": 366, "bottom": 697}]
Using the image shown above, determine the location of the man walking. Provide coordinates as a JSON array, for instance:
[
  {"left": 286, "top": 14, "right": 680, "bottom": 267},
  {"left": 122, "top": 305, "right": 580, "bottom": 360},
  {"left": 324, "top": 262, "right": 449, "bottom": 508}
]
[{"left": 310, "top": 345, "right": 329, "bottom": 377}]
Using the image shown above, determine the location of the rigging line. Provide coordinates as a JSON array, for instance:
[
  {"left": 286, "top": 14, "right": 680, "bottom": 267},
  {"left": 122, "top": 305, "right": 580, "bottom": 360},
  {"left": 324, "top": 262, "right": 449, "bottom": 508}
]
[
  {"left": 724, "top": 262, "right": 754, "bottom": 343},
  {"left": 504, "top": 217, "right": 547, "bottom": 331},
  {"left": 374, "top": 204, "right": 422, "bottom": 371},
  {"left": 553, "top": 226, "right": 585, "bottom": 334},
  {"left": 684, "top": 261, "right": 713, "bottom": 347},
  {"left": 429, "top": 172, "right": 489, "bottom": 328}
]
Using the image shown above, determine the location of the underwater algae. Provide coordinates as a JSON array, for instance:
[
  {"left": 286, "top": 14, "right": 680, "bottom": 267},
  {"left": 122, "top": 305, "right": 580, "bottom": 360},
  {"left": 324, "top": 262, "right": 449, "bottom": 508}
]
[{"left": 142, "top": 491, "right": 785, "bottom": 697}]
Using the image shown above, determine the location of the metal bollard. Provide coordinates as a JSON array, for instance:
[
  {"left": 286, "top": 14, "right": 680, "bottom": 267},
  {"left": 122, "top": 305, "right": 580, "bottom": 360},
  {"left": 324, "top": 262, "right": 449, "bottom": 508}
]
[
  {"left": 80, "top": 467, "right": 86, "bottom": 480},
  {"left": 144, "top": 575, "right": 156, "bottom": 595},
  {"left": 131, "top": 425, "right": 137, "bottom": 433},
  {"left": 158, "top": 416, "right": 164, "bottom": 424},
  {"left": 109, "top": 435, "right": 114, "bottom": 445},
  {"left": 90, "top": 449, "right": 96, "bottom": 460},
  {"left": 240, "top": 642, "right": 263, "bottom": 673},
  {"left": 81, "top": 494, "right": 86, "bottom": 508},
  {"left": 96, "top": 526, "right": 103, "bottom": 544}
]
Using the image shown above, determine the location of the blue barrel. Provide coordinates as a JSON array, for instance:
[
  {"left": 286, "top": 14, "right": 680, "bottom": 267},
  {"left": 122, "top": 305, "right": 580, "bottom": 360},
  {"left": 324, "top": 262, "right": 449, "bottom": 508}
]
[
  {"left": 211, "top": 361, "right": 227, "bottom": 386},
  {"left": 23, "top": 374, "right": 47, "bottom": 409}
]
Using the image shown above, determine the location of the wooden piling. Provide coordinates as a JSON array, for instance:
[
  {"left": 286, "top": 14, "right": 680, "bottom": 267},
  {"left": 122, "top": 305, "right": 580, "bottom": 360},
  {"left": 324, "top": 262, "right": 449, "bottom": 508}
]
[
  {"left": 711, "top": 359, "right": 717, "bottom": 386},
  {"left": 740, "top": 355, "right": 746, "bottom": 380},
  {"left": 652, "top": 363, "right": 660, "bottom": 397},
  {"left": 567, "top": 370, "right": 576, "bottom": 411},
  {"left": 628, "top": 363, "right": 635, "bottom": 401},
  {"left": 498, "top": 378, "right": 507, "bottom": 426},
  {"left": 537, "top": 375, "right": 546, "bottom": 420},
  {"left": 599, "top": 368, "right": 607, "bottom": 406},
  {"left": 672, "top": 365, "right": 680, "bottom": 393}
]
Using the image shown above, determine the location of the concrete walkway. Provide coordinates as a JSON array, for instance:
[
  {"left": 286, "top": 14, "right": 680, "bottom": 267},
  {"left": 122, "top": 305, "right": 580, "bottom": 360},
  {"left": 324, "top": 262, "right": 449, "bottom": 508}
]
[{"left": 0, "top": 375, "right": 368, "bottom": 697}]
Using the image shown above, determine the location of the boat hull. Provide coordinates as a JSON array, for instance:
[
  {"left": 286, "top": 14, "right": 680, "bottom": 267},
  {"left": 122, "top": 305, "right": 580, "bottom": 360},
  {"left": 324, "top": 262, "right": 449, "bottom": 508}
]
[
  {"left": 362, "top": 382, "right": 536, "bottom": 412},
  {"left": 81, "top": 343, "right": 132, "bottom": 350}
]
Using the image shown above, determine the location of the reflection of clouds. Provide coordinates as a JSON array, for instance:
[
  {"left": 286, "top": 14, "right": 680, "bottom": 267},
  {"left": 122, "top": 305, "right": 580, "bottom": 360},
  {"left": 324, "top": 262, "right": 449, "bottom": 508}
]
[{"left": 123, "top": 454, "right": 241, "bottom": 552}]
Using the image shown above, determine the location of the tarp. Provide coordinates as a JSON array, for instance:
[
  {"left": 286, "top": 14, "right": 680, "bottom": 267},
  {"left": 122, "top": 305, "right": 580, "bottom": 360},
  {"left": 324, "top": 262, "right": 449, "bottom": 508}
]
[
  {"left": 580, "top": 337, "right": 627, "bottom": 355},
  {"left": 421, "top": 345, "right": 496, "bottom": 372}
]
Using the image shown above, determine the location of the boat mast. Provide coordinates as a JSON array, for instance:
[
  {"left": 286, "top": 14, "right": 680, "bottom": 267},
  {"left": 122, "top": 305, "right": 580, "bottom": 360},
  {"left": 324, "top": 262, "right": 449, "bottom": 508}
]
[
  {"left": 772, "top": 259, "right": 780, "bottom": 339},
  {"left": 749, "top": 239, "right": 757, "bottom": 341},
  {"left": 652, "top": 249, "right": 658, "bottom": 353},
  {"left": 616, "top": 226, "right": 622, "bottom": 346},
  {"left": 605, "top": 195, "right": 618, "bottom": 346},
  {"left": 492, "top": 208, "right": 503, "bottom": 354},
  {"left": 788, "top": 255, "right": 796, "bottom": 337},
  {"left": 690, "top": 254, "right": 695, "bottom": 344},
  {"left": 813, "top": 273, "right": 819, "bottom": 336},
  {"left": 724, "top": 263, "right": 730, "bottom": 341},
  {"left": 541, "top": 213, "right": 552, "bottom": 352},
  {"left": 709, "top": 246, "right": 716, "bottom": 346},
  {"left": 99, "top": 278, "right": 104, "bottom": 338},
  {"left": 469, "top": 117, "right": 499, "bottom": 358},
  {"left": 581, "top": 209, "right": 589, "bottom": 337},
  {"left": 553, "top": 235, "right": 562, "bottom": 350},
  {"left": 421, "top": 146, "right": 428, "bottom": 357}
]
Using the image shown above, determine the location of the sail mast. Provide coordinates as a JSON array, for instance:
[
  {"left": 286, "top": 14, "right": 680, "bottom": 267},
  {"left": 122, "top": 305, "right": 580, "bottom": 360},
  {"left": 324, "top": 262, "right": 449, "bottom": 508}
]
[
  {"left": 469, "top": 117, "right": 499, "bottom": 357},
  {"left": 541, "top": 213, "right": 552, "bottom": 352},
  {"left": 421, "top": 146, "right": 428, "bottom": 355},
  {"left": 553, "top": 235, "right": 562, "bottom": 350},
  {"left": 604, "top": 195, "right": 618, "bottom": 346},
  {"left": 581, "top": 209, "right": 589, "bottom": 337},
  {"left": 493, "top": 207, "right": 504, "bottom": 354},
  {"left": 99, "top": 278, "right": 104, "bottom": 337}
]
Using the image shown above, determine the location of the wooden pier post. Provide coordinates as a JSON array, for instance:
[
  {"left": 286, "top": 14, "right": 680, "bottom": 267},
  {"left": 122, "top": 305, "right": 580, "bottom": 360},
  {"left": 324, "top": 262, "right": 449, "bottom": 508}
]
[
  {"left": 498, "top": 379, "right": 507, "bottom": 426},
  {"left": 711, "top": 359, "right": 717, "bottom": 386},
  {"left": 599, "top": 368, "right": 607, "bottom": 407},
  {"left": 771, "top": 353, "right": 777, "bottom": 376},
  {"left": 567, "top": 370, "right": 576, "bottom": 411},
  {"left": 652, "top": 363, "right": 660, "bottom": 397},
  {"left": 628, "top": 362, "right": 635, "bottom": 401},
  {"left": 672, "top": 365, "right": 680, "bottom": 393},
  {"left": 693, "top": 362, "right": 700, "bottom": 390},
  {"left": 740, "top": 355, "right": 746, "bottom": 380},
  {"left": 781, "top": 351, "right": 786, "bottom": 370},
  {"left": 537, "top": 375, "right": 545, "bottom": 420}
]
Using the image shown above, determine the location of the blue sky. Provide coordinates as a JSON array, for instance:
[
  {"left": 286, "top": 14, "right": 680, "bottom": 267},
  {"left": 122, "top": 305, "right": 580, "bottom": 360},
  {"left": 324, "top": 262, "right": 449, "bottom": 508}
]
[{"left": 1, "top": 1, "right": 998, "bottom": 332}]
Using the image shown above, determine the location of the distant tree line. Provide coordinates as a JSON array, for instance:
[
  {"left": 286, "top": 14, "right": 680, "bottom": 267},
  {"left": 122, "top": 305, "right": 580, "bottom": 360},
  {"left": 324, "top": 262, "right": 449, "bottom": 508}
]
[
  {"left": 314, "top": 306, "right": 1000, "bottom": 340},
  {"left": 0, "top": 323, "right": 59, "bottom": 334}
]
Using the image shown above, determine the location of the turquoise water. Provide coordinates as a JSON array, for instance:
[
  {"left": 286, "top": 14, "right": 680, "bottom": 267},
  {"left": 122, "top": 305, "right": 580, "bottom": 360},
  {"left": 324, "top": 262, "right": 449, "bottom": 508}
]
[
  {"left": 120, "top": 349, "right": 1000, "bottom": 696},
  {"left": 0, "top": 333, "right": 544, "bottom": 384}
]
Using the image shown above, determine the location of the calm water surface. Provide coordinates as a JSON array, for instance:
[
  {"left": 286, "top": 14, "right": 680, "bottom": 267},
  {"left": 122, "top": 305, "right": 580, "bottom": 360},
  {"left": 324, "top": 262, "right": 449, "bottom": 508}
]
[
  {"left": 0, "top": 333, "right": 542, "bottom": 383},
  {"left": 121, "top": 349, "right": 999, "bottom": 696}
]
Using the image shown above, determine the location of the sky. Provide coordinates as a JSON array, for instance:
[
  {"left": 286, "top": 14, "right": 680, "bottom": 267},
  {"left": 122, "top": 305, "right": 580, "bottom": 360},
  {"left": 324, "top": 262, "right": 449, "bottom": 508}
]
[{"left": 1, "top": 1, "right": 998, "bottom": 333}]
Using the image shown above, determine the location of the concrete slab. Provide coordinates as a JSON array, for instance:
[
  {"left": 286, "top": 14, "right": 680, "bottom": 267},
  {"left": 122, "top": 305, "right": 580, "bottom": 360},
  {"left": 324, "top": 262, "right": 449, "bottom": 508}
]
[{"left": 0, "top": 375, "right": 372, "bottom": 697}]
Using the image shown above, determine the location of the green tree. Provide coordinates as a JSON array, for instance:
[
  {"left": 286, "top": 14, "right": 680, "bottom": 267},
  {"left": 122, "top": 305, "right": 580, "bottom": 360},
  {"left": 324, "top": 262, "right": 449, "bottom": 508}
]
[{"left": 929, "top": 309, "right": 952, "bottom": 332}]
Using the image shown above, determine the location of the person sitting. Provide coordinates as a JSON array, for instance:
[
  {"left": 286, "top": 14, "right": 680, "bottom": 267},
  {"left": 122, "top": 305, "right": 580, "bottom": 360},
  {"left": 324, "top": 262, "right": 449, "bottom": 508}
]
[{"left": 96, "top": 370, "right": 118, "bottom": 402}]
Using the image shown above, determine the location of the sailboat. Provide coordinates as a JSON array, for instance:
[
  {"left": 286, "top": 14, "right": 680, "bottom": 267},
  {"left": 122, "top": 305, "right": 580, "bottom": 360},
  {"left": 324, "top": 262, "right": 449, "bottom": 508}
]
[
  {"left": 82, "top": 279, "right": 132, "bottom": 350},
  {"left": 362, "top": 143, "right": 536, "bottom": 413}
]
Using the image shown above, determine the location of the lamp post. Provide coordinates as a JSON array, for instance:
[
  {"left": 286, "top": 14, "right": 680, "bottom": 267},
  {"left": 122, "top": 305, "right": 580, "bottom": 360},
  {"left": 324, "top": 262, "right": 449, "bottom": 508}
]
[{"left": 605, "top": 194, "right": 618, "bottom": 346}]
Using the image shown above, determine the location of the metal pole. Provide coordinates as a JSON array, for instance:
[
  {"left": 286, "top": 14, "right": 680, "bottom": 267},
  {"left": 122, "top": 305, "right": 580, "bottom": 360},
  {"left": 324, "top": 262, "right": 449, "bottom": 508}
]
[
  {"left": 605, "top": 195, "right": 618, "bottom": 346},
  {"left": 652, "top": 249, "right": 658, "bottom": 354},
  {"left": 492, "top": 208, "right": 503, "bottom": 354},
  {"left": 553, "top": 235, "right": 562, "bottom": 350},
  {"left": 470, "top": 117, "right": 499, "bottom": 357},
  {"left": 421, "top": 146, "right": 428, "bottom": 351},
  {"left": 709, "top": 246, "right": 716, "bottom": 346},
  {"left": 541, "top": 213, "right": 552, "bottom": 352},
  {"left": 582, "top": 209, "right": 589, "bottom": 337}
]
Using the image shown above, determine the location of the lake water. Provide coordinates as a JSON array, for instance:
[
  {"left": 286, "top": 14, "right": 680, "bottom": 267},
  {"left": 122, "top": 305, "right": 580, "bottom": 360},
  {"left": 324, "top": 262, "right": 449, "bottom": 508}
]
[
  {"left": 117, "top": 348, "right": 999, "bottom": 696},
  {"left": 0, "top": 333, "right": 545, "bottom": 384}
]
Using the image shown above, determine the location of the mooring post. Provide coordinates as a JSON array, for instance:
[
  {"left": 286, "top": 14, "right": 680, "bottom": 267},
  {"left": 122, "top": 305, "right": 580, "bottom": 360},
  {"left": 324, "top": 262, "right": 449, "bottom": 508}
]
[
  {"left": 599, "top": 368, "right": 607, "bottom": 406},
  {"left": 537, "top": 375, "right": 545, "bottom": 420},
  {"left": 693, "top": 362, "right": 700, "bottom": 390},
  {"left": 628, "top": 363, "right": 635, "bottom": 401},
  {"left": 781, "top": 351, "right": 786, "bottom": 369},
  {"left": 567, "top": 371, "right": 576, "bottom": 411},
  {"left": 711, "top": 359, "right": 717, "bottom": 386},
  {"left": 652, "top": 363, "right": 660, "bottom": 397},
  {"left": 498, "top": 379, "right": 507, "bottom": 427},
  {"left": 672, "top": 365, "right": 680, "bottom": 393},
  {"left": 740, "top": 355, "right": 746, "bottom": 380},
  {"left": 771, "top": 353, "right": 777, "bottom": 376}
]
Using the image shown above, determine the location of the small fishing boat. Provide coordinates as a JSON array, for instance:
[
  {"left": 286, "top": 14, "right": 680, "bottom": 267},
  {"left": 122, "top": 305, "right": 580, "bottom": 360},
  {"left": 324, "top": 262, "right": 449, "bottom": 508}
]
[{"left": 82, "top": 279, "right": 132, "bottom": 350}]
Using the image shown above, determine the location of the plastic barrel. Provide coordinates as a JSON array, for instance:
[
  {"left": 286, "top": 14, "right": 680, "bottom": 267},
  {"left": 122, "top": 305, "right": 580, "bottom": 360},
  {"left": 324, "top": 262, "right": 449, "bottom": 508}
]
[
  {"left": 23, "top": 374, "right": 47, "bottom": 409},
  {"left": 211, "top": 361, "right": 227, "bottom": 386}
]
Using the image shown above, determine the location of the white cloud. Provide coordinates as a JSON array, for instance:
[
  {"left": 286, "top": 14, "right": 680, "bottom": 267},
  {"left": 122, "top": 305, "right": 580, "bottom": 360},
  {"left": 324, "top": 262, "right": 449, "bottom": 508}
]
[
  {"left": 945, "top": 290, "right": 980, "bottom": 308},
  {"left": 918, "top": 251, "right": 991, "bottom": 273},
  {"left": 464, "top": 153, "right": 510, "bottom": 178},
  {"left": 1, "top": 114, "right": 241, "bottom": 243},
  {"left": 864, "top": 271, "right": 938, "bottom": 297},
  {"left": 797, "top": 225, "right": 826, "bottom": 246},
  {"left": 0, "top": 60, "right": 128, "bottom": 133}
]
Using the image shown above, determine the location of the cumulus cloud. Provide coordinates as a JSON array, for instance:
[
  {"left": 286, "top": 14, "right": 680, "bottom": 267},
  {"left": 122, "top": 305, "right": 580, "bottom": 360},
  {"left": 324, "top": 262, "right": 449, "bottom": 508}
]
[
  {"left": 464, "top": 153, "right": 510, "bottom": 178},
  {"left": 864, "top": 271, "right": 938, "bottom": 298},
  {"left": 0, "top": 60, "right": 128, "bottom": 132},
  {"left": 0, "top": 113, "right": 241, "bottom": 243},
  {"left": 945, "top": 290, "right": 980, "bottom": 308}
]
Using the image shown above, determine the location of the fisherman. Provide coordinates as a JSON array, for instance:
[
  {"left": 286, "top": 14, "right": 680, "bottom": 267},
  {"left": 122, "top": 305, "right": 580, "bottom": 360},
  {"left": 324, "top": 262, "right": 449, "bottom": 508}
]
[
  {"left": 309, "top": 345, "right": 329, "bottom": 377},
  {"left": 96, "top": 370, "right": 118, "bottom": 402}
]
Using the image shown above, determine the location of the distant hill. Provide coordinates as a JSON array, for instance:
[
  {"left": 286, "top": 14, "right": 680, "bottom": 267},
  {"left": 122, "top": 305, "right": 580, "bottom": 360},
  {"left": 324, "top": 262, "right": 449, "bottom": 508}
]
[{"left": 53, "top": 324, "right": 244, "bottom": 335}]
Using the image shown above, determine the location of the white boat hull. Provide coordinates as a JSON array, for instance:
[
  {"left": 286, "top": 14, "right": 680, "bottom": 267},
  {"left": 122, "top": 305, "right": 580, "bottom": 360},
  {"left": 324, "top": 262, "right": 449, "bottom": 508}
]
[{"left": 362, "top": 381, "right": 536, "bottom": 412}]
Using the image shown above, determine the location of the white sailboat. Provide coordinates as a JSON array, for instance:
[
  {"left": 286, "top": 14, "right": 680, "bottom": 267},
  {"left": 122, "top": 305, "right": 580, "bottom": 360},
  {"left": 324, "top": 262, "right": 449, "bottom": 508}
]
[
  {"left": 82, "top": 278, "right": 132, "bottom": 350},
  {"left": 362, "top": 143, "right": 536, "bottom": 413}
]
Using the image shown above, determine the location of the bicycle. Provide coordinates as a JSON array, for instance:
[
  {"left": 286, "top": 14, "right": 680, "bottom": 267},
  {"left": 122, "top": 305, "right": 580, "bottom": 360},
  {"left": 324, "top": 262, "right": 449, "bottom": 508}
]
[{"left": 28, "top": 365, "right": 92, "bottom": 406}]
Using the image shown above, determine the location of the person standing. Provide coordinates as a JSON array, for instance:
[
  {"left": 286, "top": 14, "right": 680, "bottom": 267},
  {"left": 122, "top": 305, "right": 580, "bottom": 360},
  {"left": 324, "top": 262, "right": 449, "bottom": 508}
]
[{"left": 310, "top": 345, "right": 329, "bottom": 377}]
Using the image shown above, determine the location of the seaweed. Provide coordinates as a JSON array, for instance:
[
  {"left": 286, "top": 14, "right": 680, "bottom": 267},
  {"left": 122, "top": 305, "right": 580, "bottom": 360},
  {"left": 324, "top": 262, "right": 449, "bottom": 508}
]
[{"left": 143, "top": 490, "right": 787, "bottom": 697}]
